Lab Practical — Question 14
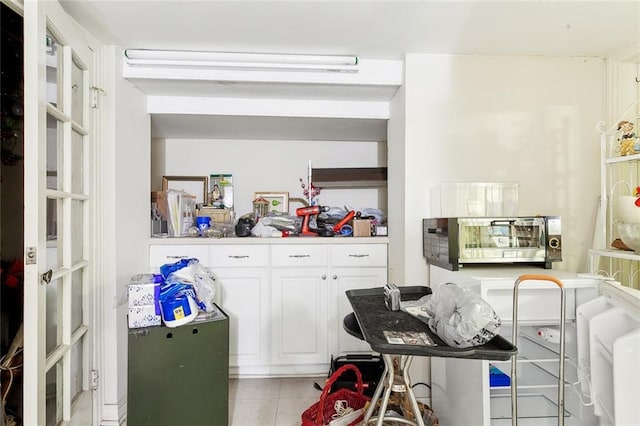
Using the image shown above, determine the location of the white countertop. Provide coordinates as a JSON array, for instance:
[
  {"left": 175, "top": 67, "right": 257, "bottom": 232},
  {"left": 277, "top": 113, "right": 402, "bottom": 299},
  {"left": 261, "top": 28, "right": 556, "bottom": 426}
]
[
  {"left": 432, "top": 265, "right": 602, "bottom": 288},
  {"left": 447, "top": 265, "right": 587, "bottom": 280},
  {"left": 149, "top": 236, "right": 389, "bottom": 245}
]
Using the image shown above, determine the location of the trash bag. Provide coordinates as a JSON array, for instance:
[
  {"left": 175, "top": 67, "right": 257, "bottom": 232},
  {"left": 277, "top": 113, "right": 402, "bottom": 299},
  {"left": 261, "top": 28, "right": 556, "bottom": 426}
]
[
  {"left": 160, "top": 258, "right": 217, "bottom": 313},
  {"left": 407, "top": 282, "right": 501, "bottom": 348}
]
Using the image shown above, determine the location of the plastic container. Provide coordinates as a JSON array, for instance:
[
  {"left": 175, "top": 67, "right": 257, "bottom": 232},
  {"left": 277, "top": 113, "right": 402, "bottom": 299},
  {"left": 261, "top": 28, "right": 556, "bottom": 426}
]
[
  {"left": 430, "top": 182, "right": 519, "bottom": 217},
  {"left": 489, "top": 364, "right": 510, "bottom": 387},
  {"left": 160, "top": 294, "right": 199, "bottom": 328}
]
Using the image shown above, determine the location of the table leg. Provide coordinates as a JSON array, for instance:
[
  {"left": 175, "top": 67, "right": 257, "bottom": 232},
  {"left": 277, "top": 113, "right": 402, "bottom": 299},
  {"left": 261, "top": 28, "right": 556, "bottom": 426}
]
[
  {"left": 401, "top": 355, "right": 425, "bottom": 426},
  {"left": 375, "top": 354, "right": 396, "bottom": 426},
  {"left": 363, "top": 354, "right": 426, "bottom": 426},
  {"left": 363, "top": 359, "right": 388, "bottom": 424}
]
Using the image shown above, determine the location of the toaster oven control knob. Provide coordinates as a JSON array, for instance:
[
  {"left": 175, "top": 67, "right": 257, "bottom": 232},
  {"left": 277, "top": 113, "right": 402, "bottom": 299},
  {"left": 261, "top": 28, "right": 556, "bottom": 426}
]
[{"left": 549, "top": 237, "right": 561, "bottom": 249}]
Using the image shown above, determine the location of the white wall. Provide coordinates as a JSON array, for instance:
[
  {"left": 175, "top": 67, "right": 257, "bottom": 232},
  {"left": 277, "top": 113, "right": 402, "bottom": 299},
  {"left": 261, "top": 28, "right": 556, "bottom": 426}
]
[
  {"left": 397, "top": 53, "right": 604, "bottom": 403},
  {"left": 402, "top": 54, "right": 604, "bottom": 286},
  {"left": 99, "top": 46, "right": 151, "bottom": 424},
  {"left": 151, "top": 138, "right": 387, "bottom": 216},
  {"left": 387, "top": 84, "right": 407, "bottom": 284}
]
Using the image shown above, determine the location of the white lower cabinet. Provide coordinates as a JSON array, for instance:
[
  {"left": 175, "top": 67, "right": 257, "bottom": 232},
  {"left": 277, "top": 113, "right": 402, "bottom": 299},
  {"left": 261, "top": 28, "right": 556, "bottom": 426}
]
[
  {"left": 271, "top": 267, "right": 329, "bottom": 374},
  {"left": 210, "top": 245, "right": 270, "bottom": 374},
  {"left": 329, "top": 244, "right": 388, "bottom": 355},
  {"left": 271, "top": 244, "right": 330, "bottom": 374},
  {"left": 148, "top": 241, "right": 387, "bottom": 376},
  {"left": 214, "top": 268, "right": 270, "bottom": 374},
  {"left": 331, "top": 268, "right": 387, "bottom": 354}
]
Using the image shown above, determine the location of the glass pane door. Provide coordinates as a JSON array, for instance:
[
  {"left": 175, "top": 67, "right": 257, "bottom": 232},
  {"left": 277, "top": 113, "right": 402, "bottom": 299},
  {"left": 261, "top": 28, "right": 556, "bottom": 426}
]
[{"left": 24, "top": 1, "right": 94, "bottom": 424}]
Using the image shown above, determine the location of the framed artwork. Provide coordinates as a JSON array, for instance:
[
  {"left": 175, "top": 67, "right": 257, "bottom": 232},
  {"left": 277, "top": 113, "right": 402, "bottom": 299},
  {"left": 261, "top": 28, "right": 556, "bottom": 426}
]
[
  {"left": 254, "top": 191, "right": 289, "bottom": 213},
  {"left": 209, "top": 174, "right": 234, "bottom": 209},
  {"left": 162, "top": 175, "right": 207, "bottom": 204}
]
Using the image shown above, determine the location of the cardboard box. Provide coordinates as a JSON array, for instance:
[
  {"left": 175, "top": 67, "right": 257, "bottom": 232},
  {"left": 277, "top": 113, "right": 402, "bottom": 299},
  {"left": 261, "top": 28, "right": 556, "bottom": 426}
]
[
  {"left": 128, "top": 283, "right": 160, "bottom": 307},
  {"left": 128, "top": 305, "right": 161, "bottom": 329},
  {"left": 199, "top": 206, "right": 232, "bottom": 224},
  {"left": 353, "top": 219, "right": 372, "bottom": 237}
]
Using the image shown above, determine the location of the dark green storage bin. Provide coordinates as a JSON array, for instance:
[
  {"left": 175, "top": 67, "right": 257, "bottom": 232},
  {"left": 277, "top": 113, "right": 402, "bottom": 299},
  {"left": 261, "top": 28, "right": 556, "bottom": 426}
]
[{"left": 127, "top": 307, "right": 229, "bottom": 425}]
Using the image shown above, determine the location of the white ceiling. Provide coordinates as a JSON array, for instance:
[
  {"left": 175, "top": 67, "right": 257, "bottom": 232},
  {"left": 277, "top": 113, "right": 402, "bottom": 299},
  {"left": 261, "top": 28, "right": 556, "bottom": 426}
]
[
  {"left": 61, "top": 0, "right": 640, "bottom": 59},
  {"left": 59, "top": 0, "right": 640, "bottom": 140}
]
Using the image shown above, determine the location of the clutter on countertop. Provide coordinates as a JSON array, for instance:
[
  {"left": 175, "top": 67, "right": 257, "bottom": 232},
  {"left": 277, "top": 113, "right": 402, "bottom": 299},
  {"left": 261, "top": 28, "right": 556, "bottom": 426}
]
[
  {"left": 149, "top": 161, "right": 388, "bottom": 239},
  {"left": 127, "top": 258, "right": 219, "bottom": 329},
  {"left": 154, "top": 189, "right": 197, "bottom": 237}
]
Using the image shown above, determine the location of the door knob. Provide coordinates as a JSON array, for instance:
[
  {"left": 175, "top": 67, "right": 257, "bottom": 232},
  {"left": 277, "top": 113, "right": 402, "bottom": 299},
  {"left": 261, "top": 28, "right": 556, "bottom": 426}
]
[{"left": 41, "top": 269, "right": 53, "bottom": 285}]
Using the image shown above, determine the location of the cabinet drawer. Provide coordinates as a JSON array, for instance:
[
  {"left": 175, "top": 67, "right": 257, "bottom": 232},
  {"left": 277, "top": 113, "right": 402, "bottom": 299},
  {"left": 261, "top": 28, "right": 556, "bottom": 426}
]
[
  {"left": 149, "top": 245, "right": 210, "bottom": 268},
  {"left": 331, "top": 244, "right": 387, "bottom": 267},
  {"left": 271, "top": 245, "right": 328, "bottom": 267},
  {"left": 211, "top": 245, "right": 269, "bottom": 268}
]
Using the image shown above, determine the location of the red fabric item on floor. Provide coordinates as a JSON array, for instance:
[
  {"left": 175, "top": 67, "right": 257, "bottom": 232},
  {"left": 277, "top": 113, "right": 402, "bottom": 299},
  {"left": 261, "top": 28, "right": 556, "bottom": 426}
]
[{"left": 301, "top": 364, "right": 370, "bottom": 426}]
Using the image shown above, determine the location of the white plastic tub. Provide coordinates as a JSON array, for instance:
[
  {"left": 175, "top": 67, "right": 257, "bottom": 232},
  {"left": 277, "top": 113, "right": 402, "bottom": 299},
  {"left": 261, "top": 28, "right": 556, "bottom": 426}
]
[{"left": 430, "top": 182, "right": 519, "bottom": 217}]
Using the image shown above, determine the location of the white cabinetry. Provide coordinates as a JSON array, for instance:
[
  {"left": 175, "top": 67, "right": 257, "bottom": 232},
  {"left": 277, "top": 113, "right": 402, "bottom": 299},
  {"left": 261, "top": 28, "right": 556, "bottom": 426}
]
[
  {"left": 270, "top": 245, "right": 329, "bottom": 374},
  {"left": 149, "top": 244, "right": 210, "bottom": 269},
  {"left": 210, "top": 245, "right": 270, "bottom": 375},
  {"left": 148, "top": 240, "right": 388, "bottom": 376},
  {"left": 429, "top": 266, "right": 599, "bottom": 426},
  {"left": 329, "top": 244, "right": 387, "bottom": 355}
]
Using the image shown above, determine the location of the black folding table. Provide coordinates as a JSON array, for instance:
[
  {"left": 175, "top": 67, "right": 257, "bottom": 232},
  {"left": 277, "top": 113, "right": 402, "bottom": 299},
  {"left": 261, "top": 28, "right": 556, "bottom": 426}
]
[{"left": 345, "top": 286, "right": 517, "bottom": 426}]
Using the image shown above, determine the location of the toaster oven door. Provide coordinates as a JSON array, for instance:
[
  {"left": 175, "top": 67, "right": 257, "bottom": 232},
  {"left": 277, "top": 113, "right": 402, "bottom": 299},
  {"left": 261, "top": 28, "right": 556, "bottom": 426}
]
[{"left": 458, "top": 217, "right": 546, "bottom": 263}]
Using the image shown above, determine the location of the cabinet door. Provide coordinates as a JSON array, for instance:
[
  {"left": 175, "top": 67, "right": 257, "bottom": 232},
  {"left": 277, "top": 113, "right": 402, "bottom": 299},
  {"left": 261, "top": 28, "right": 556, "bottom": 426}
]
[
  {"left": 332, "top": 267, "right": 388, "bottom": 355},
  {"left": 271, "top": 267, "right": 328, "bottom": 367},
  {"left": 215, "top": 268, "right": 270, "bottom": 373}
]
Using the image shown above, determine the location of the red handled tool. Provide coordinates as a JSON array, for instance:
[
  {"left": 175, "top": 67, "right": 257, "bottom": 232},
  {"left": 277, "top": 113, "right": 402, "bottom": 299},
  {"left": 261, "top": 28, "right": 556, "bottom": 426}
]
[
  {"left": 296, "top": 205, "right": 329, "bottom": 236},
  {"left": 332, "top": 210, "right": 355, "bottom": 233}
]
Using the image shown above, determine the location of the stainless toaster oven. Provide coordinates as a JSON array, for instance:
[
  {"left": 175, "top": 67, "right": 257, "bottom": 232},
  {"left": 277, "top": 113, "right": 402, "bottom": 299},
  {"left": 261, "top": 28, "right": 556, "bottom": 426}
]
[{"left": 423, "top": 217, "right": 562, "bottom": 271}]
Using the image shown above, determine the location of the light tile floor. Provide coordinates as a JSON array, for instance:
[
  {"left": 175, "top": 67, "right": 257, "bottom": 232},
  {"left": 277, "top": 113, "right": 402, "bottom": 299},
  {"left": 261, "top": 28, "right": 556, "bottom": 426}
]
[
  {"left": 229, "top": 376, "right": 433, "bottom": 425},
  {"left": 229, "top": 377, "right": 324, "bottom": 426}
]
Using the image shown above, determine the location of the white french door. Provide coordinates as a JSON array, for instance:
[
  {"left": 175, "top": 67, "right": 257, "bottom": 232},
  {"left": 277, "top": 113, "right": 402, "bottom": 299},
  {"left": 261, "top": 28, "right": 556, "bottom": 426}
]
[{"left": 23, "top": 1, "right": 95, "bottom": 424}]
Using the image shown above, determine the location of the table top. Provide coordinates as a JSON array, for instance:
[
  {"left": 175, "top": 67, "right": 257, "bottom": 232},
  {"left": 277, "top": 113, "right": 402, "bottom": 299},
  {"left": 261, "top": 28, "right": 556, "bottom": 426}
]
[{"left": 346, "top": 286, "right": 517, "bottom": 361}]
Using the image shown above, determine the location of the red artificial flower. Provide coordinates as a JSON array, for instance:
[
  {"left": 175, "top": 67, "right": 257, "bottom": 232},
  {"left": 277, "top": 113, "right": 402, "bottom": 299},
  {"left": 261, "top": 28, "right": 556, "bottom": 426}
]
[{"left": 635, "top": 187, "right": 640, "bottom": 207}]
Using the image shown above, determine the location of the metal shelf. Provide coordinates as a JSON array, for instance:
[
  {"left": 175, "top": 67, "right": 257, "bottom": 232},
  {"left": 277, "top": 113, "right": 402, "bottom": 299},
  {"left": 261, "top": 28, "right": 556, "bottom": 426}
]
[{"left": 590, "top": 248, "right": 640, "bottom": 262}]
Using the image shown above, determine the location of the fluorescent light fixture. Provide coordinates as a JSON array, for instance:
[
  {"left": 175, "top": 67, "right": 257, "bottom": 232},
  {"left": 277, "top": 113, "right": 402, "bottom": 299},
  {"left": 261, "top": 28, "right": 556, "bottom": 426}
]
[{"left": 123, "top": 49, "right": 359, "bottom": 73}]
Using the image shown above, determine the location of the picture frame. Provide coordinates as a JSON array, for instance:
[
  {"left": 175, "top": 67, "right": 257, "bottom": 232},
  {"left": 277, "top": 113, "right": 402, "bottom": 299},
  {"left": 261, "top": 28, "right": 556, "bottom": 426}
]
[
  {"left": 209, "top": 174, "right": 234, "bottom": 209},
  {"left": 254, "top": 191, "right": 289, "bottom": 214},
  {"left": 162, "top": 175, "right": 208, "bottom": 205}
]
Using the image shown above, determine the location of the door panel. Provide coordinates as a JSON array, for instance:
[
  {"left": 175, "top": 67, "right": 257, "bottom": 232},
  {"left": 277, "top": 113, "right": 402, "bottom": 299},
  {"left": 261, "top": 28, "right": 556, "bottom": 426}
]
[{"left": 24, "top": 1, "right": 95, "bottom": 424}]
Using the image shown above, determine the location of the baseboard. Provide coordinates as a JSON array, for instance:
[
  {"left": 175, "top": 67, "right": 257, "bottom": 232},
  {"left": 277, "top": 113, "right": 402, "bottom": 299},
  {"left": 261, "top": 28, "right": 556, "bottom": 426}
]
[{"left": 99, "top": 396, "right": 126, "bottom": 426}]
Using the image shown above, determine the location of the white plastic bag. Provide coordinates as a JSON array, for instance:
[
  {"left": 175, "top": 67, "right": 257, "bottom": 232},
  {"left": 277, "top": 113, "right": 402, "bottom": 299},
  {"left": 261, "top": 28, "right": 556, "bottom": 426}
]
[
  {"left": 164, "top": 260, "right": 217, "bottom": 313},
  {"left": 423, "top": 282, "right": 501, "bottom": 348}
]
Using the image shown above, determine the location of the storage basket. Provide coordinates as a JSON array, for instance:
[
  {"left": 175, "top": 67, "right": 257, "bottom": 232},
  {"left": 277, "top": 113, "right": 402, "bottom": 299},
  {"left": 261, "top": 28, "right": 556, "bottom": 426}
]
[{"left": 301, "top": 364, "right": 370, "bottom": 426}]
